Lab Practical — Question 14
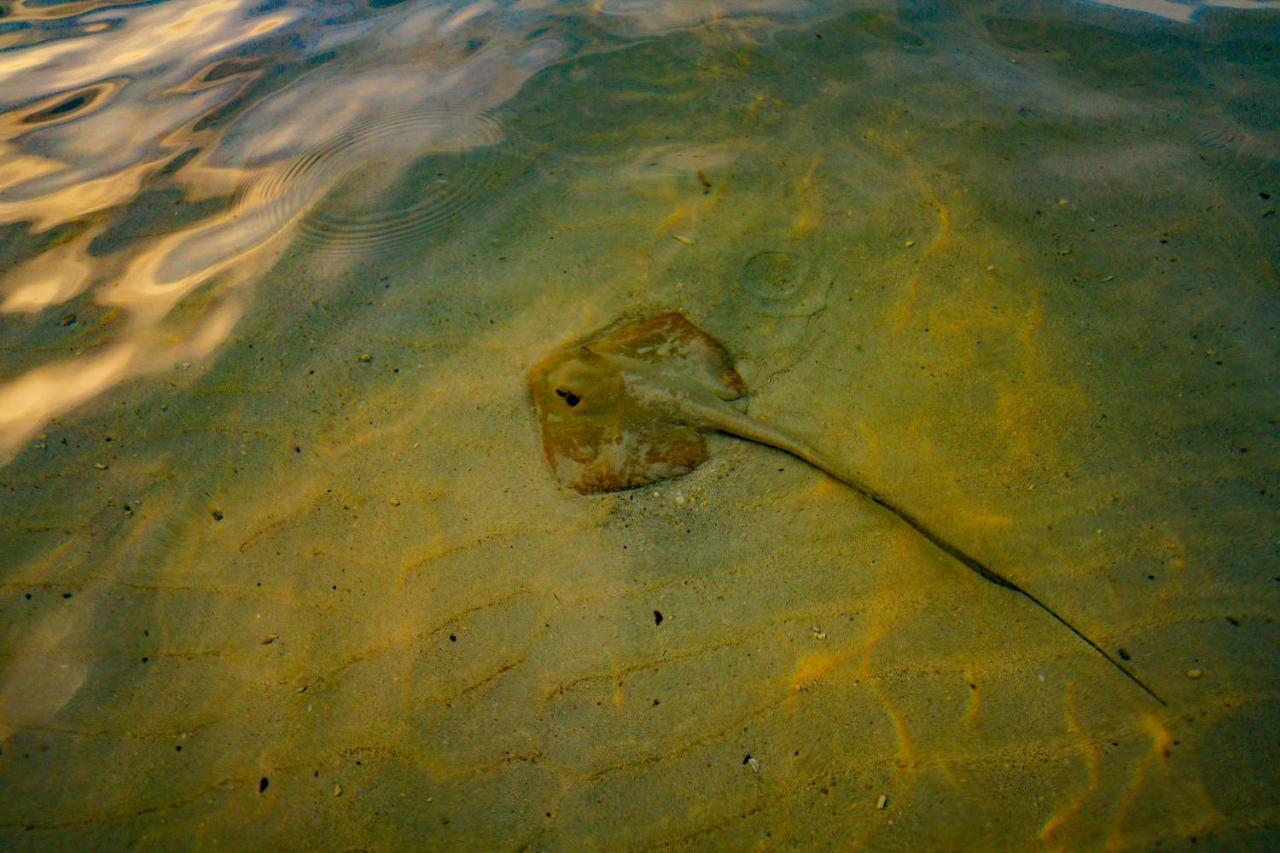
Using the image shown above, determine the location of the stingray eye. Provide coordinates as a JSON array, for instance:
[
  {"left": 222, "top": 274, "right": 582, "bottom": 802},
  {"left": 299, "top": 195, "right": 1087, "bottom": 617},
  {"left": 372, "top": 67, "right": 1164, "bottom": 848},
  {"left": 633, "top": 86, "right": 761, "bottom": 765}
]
[{"left": 555, "top": 388, "right": 581, "bottom": 408}]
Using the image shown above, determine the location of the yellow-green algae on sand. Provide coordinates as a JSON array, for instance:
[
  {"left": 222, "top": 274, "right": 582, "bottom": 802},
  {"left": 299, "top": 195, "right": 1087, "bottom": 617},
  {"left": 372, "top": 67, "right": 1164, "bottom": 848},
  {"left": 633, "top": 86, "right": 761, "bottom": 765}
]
[{"left": 1, "top": 2, "right": 1277, "bottom": 849}]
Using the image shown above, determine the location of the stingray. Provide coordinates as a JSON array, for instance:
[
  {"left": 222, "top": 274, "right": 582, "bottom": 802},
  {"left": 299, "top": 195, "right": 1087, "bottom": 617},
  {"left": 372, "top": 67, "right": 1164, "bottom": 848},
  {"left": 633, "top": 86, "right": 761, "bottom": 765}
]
[{"left": 529, "top": 311, "right": 1165, "bottom": 705}]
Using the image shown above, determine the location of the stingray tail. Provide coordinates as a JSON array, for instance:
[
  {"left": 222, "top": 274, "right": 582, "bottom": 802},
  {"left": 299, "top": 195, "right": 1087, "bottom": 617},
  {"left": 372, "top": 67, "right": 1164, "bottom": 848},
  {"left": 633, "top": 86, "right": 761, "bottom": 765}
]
[
  {"left": 717, "top": 414, "right": 1166, "bottom": 705},
  {"left": 866, "top": 492, "right": 1168, "bottom": 706}
]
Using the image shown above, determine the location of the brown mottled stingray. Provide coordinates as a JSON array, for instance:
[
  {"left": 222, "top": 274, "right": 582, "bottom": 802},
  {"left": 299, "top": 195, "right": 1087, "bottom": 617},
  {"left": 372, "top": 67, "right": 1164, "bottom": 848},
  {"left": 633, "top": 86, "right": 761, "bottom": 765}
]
[{"left": 529, "top": 312, "right": 1165, "bottom": 705}]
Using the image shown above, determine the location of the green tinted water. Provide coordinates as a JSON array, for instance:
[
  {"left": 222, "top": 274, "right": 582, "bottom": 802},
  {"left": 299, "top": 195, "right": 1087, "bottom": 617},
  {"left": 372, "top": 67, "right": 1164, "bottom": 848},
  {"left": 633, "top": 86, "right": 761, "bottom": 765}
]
[{"left": 0, "top": 1, "right": 1277, "bottom": 848}]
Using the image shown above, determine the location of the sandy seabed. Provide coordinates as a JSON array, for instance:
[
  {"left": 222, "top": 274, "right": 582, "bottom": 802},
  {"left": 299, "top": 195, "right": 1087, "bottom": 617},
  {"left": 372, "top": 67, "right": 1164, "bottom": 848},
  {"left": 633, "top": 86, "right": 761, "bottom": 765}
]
[{"left": 1, "top": 5, "right": 1277, "bottom": 849}]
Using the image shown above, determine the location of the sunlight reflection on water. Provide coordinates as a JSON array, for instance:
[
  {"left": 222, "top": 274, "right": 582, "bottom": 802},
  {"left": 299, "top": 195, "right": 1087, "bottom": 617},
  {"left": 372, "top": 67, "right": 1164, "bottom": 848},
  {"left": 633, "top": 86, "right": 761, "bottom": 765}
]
[
  {"left": 0, "top": 0, "right": 1276, "bottom": 847},
  {"left": 0, "top": 0, "right": 861, "bottom": 462}
]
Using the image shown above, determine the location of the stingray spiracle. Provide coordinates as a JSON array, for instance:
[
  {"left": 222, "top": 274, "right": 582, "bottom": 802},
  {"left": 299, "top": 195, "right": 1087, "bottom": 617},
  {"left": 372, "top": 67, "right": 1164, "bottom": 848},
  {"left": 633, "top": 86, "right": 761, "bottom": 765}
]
[{"left": 237, "top": 106, "right": 523, "bottom": 254}]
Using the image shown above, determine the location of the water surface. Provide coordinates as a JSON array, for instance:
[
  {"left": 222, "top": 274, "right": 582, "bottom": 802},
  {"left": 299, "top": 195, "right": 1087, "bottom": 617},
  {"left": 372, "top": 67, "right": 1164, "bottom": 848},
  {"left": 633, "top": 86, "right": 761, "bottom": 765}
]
[{"left": 1, "top": 0, "right": 1277, "bottom": 848}]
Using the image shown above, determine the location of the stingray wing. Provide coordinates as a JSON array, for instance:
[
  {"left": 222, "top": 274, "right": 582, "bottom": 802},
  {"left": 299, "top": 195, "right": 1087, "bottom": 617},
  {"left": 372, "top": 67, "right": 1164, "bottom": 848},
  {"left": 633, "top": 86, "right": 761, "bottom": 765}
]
[
  {"left": 552, "top": 416, "right": 708, "bottom": 495},
  {"left": 586, "top": 312, "right": 747, "bottom": 401},
  {"left": 529, "top": 345, "right": 707, "bottom": 493}
]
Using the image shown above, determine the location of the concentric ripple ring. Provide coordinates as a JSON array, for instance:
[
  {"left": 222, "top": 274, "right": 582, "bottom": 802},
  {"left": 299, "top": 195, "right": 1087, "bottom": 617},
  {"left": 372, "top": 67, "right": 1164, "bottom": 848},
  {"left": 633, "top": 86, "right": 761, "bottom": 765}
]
[{"left": 238, "top": 106, "right": 522, "bottom": 254}]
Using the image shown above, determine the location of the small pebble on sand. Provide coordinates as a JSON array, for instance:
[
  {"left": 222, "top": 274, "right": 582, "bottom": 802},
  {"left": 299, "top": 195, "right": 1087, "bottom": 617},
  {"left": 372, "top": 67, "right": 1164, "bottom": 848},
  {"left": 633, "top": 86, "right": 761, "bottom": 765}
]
[
  {"left": 358, "top": 353, "right": 372, "bottom": 363},
  {"left": 877, "top": 794, "right": 888, "bottom": 810},
  {"left": 389, "top": 498, "right": 401, "bottom": 507},
  {"left": 334, "top": 783, "right": 343, "bottom": 797},
  {"left": 903, "top": 240, "right": 915, "bottom": 248},
  {"left": 1186, "top": 668, "right": 1203, "bottom": 679}
]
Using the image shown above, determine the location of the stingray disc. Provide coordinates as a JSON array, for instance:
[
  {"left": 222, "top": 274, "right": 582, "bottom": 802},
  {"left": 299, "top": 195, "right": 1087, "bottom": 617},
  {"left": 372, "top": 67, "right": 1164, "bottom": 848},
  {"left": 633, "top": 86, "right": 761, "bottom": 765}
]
[{"left": 529, "top": 312, "right": 746, "bottom": 494}]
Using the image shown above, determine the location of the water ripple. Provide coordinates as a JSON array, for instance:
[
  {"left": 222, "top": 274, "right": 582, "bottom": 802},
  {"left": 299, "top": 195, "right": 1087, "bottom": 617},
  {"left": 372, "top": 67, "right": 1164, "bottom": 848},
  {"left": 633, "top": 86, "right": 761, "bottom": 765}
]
[
  {"left": 241, "top": 106, "right": 525, "bottom": 255},
  {"left": 0, "top": 0, "right": 898, "bottom": 461}
]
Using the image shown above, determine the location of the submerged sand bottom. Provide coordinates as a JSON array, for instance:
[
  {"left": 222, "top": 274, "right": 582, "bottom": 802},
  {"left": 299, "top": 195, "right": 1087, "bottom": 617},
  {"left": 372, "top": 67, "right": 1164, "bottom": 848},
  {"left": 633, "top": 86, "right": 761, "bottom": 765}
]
[
  {"left": 1, "top": 5, "right": 1277, "bottom": 848},
  {"left": 0, "top": 265, "right": 1270, "bottom": 847}
]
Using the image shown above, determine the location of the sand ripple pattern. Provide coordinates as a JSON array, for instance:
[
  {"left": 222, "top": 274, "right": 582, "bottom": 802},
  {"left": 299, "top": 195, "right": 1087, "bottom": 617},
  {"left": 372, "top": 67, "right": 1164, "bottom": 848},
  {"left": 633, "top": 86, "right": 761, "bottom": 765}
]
[{"left": 240, "top": 107, "right": 521, "bottom": 254}]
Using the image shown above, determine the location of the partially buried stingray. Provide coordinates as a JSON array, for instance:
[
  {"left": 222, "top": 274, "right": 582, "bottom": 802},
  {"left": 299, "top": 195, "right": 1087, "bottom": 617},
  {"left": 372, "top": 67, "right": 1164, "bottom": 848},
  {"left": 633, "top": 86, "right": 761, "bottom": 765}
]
[{"left": 529, "top": 311, "right": 1165, "bottom": 705}]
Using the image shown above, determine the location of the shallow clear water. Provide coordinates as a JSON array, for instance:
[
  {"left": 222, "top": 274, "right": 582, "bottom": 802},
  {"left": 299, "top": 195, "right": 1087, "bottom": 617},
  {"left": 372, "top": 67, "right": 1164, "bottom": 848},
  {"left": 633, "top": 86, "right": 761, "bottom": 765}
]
[{"left": 1, "top": 0, "right": 1277, "bottom": 847}]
